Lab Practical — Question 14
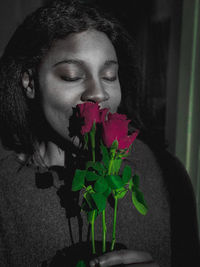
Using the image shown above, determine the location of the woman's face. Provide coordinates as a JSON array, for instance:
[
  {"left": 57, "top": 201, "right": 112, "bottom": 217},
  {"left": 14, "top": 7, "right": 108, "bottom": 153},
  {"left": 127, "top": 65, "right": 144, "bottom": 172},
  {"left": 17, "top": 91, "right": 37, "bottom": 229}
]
[{"left": 37, "top": 29, "right": 121, "bottom": 142}]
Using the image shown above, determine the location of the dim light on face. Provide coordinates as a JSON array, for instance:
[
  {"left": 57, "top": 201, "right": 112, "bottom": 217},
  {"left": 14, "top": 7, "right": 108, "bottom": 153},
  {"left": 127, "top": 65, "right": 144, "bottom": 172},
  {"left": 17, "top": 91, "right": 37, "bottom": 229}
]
[{"left": 37, "top": 29, "right": 121, "bottom": 143}]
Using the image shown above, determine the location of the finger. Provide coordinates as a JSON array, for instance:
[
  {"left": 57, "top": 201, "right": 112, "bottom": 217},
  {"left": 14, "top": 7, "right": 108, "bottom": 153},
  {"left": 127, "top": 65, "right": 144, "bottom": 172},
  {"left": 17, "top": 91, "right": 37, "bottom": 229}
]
[
  {"left": 120, "top": 249, "right": 153, "bottom": 264},
  {"left": 98, "top": 250, "right": 153, "bottom": 266},
  {"left": 89, "top": 251, "right": 123, "bottom": 267},
  {"left": 126, "top": 263, "right": 159, "bottom": 267},
  {"left": 89, "top": 250, "right": 154, "bottom": 267},
  {"left": 89, "top": 257, "right": 100, "bottom": 267},
  {"left": 98, "top": 251, "right": 123, "bottom": 266}
]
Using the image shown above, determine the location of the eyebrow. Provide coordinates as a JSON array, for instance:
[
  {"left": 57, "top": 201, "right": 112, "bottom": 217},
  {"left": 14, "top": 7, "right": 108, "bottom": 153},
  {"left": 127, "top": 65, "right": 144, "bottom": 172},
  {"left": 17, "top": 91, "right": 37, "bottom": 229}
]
[
  {"left": 104, "top": 60, "right": 118, "bottom": 66},
  {"left": 53, "top": 59, "right": 84, "bottom": 67},
  {"left": 53, "top": 59, "right": 118, "bottom": 67}
]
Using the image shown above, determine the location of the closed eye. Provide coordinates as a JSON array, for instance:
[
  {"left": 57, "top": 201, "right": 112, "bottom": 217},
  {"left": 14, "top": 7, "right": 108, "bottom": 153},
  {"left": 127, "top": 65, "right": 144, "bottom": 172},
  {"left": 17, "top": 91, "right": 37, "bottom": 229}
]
[
  {"left": 61, "top": 76, "right": 82, "bottom": 82},
  {"left": 102, "top": 76, "right": 117, "bottom": 82}
]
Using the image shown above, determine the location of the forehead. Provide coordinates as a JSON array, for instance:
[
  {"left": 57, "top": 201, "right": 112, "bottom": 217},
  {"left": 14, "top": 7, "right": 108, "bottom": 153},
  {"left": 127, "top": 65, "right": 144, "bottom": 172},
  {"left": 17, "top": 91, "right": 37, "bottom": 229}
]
[{"left": 41, "top": 30, "right": 117, "bottom": 65}]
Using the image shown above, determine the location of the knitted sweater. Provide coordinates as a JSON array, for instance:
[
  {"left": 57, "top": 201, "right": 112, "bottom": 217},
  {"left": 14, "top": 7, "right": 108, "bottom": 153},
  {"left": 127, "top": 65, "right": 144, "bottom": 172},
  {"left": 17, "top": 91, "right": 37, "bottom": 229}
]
[{"left": 0, "top": 139, "right": 199, "bottom": 267}]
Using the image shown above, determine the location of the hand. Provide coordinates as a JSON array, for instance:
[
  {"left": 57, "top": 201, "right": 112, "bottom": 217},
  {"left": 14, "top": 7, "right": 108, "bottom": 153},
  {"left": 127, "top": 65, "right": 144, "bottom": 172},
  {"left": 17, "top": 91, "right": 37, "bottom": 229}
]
[{"left": 89, "top": 249, "right": 159, "bottom": 267}]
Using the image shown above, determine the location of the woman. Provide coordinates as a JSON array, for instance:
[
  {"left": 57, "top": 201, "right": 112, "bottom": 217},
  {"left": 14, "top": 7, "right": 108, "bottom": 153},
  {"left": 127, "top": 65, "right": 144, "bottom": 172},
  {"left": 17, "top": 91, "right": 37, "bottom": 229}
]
[{"left": 0, "top": 0, "right": 199, "bottom": 266}]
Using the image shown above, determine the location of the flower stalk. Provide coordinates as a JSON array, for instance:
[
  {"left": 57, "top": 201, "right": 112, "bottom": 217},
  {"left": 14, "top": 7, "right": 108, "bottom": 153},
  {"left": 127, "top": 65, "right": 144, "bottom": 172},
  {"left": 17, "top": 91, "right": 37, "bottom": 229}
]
[
  {"left": 104, "top": 150, "right": 116, "bottom": 252},
  {"left": 111, "top": 196, "right": 118, "bottom": 251},
  {"left": 102, "top": 209, "right": 107, "bottom": 253},
  {"left": 90, "top": 122, "right": 96, "bottom": 163},
  {"left": 91, "top": 210, "right": 96, "bottom": 254},
  {"left": 90, "top": 122, "right": 96, "bottom": 254},
  {"left": 101, "top": 145, "right": 115, "bottom": 253}
]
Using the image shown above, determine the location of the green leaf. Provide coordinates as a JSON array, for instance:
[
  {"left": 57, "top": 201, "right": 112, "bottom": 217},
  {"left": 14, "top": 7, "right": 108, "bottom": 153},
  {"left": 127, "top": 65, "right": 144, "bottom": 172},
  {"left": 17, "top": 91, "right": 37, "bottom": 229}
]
[
  {"left": 122, "top": 165, "right": 132, "bottom": 184},
  {"left": 112, "top": 159, "right": 122, "bottom": 174},
  {"left": 117, "top": 152, "right": 129, "bottom": 159},
  {"left": 76, "top": 260, "right": 86, "bottom": 267},
  {"left": 85, "top": 185, "right": 93, "bottom": 192},
  {"left": 132, "top": 189, "right": 148, "bottom": 215},
  {"left": 85, "top": 171, "right": 101, "bottom": 181},
  {"left": 115, "top": 187, "right": 128, "bottom": 199},
  {"left": 103, "top": 187, "right": 111, "bottom": 198},
  {"left": 87, "top": 209, "right": 98, "bottom": 223},
  {"left": 106, "top": 175, "right": 124, "bottom": 189},
  {"left": 94, "top": 177, "right": 108, "bottom": 193},
  {"left": 91, "top": 192, "right": 107, "bottom": 212},
  {"left": 128, "top": 179, "right": 133, "bottom": 191},
  {"left": 82, "top": 186, "right": 95, "bottom": 211},
  {"left": 83, "top": 191, "right": 96, "bottom": 210},
  {"left": 133, "top": 174, "right": 140, "bottom": 188},
  {"left": 86, "top": 161, "right": 106, "bottom": 175},
  {"left": 110, "top": 139, "right": 118, "bottom": 150},
  {"left": 86, "top": 161, "right": 93, "bottom": 169},
  {"left": 72, "top": 169, "right": 86, "bottom": 191},
  {"left": 100, "top": 141, "right": 110, "bottom": 168}
]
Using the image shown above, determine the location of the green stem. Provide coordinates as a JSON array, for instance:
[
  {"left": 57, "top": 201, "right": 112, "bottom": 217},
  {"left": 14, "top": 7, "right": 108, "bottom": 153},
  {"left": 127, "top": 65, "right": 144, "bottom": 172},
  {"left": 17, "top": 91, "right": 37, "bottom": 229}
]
[
  {"left": 111, "top": 196, "right": 118, "bottom": 251},
  {"left": 91, "top": 210, "right": 96, "bottom": 254},
  {"left": 101, "top": 155, "right": 114, "bottom": 253},
  {"left": 90, "top": 133, "right": 95, "bottom": 163},
  {"left": 102, "top": 209, "right": 107, "bottom": 253},
  {"left": 90, "top": 123, "right": 96, "bottom": 163},
  {"left": 90, "top": 122, "right": 96, "bottom": 254},
  {"left": 108, "top": 157, "right": 114, "bottom": 174}
]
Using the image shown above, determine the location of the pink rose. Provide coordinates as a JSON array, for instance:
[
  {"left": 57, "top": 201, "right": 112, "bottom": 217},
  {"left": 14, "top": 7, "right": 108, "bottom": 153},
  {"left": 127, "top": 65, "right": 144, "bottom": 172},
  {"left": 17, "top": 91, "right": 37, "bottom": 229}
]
[
  {"left": 77, "top": 102, "right": 108, "bottom": 135},
  {"left": 102, "top": 112, "right": 139, "bottom": 149}
]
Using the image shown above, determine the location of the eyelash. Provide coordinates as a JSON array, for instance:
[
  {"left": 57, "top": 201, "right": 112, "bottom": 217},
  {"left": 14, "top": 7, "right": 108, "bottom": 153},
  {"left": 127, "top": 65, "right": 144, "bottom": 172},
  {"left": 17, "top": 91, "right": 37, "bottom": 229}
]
[
  {"left": 102, "top": 76, "right": 117, "bottom": 82},
  {"left": 61, "top": 75, "right": 117, "bottom": 82},
  {"left": 61, "top": 76, "right": 82, "bottom": 82}
]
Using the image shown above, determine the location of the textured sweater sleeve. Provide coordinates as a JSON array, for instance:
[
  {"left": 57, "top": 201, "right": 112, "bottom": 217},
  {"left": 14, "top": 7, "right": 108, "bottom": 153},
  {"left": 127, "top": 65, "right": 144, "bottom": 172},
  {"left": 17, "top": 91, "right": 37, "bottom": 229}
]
[
  {"left": 0, "top": 235, "right": 9, "bottom": 266},
  {"left": 0, "top": 182, "right": 9, "bottom": 266}
]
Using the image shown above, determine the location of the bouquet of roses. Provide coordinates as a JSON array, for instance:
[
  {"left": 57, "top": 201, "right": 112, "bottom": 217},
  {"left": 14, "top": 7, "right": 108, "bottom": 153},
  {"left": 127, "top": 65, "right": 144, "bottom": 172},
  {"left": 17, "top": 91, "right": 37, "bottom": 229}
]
[{"left": 71, "top": 103, "right": 148, "bottom": 267}]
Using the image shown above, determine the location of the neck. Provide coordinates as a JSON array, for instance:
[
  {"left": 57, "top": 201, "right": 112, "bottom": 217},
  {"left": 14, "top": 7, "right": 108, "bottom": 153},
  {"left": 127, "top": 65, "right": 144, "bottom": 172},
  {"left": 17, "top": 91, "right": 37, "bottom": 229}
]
[{"left": 38, "top": 141, "right": 65, "bottom": 167}]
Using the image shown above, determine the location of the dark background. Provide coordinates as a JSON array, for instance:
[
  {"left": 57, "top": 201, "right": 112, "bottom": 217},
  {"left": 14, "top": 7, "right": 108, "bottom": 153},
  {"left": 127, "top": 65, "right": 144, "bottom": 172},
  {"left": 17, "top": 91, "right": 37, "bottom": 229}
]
[{"left": 0, "top": 0, "right": 183, "bottom": 157}]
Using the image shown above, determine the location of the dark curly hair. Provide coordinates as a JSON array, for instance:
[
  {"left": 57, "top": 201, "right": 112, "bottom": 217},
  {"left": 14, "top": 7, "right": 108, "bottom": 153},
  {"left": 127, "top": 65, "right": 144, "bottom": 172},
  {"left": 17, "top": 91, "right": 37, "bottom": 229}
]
[{"left": 0, "top": 0, "right": 144, "bottom": 155}]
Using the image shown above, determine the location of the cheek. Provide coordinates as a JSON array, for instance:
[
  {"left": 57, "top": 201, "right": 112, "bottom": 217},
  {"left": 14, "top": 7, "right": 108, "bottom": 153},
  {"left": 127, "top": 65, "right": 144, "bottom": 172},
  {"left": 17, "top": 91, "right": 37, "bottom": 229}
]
[
  {"left": 39, "top": 72, "right": 78, "bottom": 110},
  {"left": 42, "top": 97, "right": 72, "bottom": 139},
  {"left": 39, "top": 85, "right": 81, "bottom": 138},
  {"left": 108, "top": 85, "right": 122, "bottom": 112},
  {"left": 41, "top": 88, "right": 71, "bottom": 118},
  {"left": 40, "top": 75, "right": 80, "bottom": 113}
]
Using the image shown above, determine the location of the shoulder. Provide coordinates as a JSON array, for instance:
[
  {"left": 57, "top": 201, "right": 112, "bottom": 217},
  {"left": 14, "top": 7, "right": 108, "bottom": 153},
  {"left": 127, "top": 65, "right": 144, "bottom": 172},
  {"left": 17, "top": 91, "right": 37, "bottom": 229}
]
[
  {"left": 127, "top": 138, "right": 197, "bottom": 210},
  {"left": 126, "top": 138, "right": 163, "bottom": 173},
  {"left": 0, "top": 152, "right": 27, "bottom": 177},
  {"left": 0, "top": 152, "right": 36, "bottom": 196},
  {"left": 130, "top": 138, "right": 193, "bottom": 189},
  {"left": 0, "top": 152, "right": 22, "bottom": 177}
]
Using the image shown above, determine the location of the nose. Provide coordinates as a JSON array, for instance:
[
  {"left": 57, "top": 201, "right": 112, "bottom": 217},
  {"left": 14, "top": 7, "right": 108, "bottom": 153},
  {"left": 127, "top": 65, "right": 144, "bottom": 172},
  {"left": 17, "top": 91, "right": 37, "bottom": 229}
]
[{"left": 81, "top": 78, "right": 109, "bottom": 103}]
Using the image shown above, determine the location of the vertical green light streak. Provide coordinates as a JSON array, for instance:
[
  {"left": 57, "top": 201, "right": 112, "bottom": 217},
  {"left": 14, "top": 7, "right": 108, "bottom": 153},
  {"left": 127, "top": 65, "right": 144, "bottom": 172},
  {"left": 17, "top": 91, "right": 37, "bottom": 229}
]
[
  {"left": 186, "top": 0, "right": 199, "bottom": 172},
  {"left": 196, "top": 146, "right": 200, "bottom": 238}
]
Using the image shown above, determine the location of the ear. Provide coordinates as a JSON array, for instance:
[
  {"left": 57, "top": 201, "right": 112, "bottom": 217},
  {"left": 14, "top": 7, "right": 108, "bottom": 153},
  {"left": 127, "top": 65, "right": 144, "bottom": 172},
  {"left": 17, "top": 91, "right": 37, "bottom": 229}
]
[{"left": 22, "top": 70, "right": 35, "bottom": 99}]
